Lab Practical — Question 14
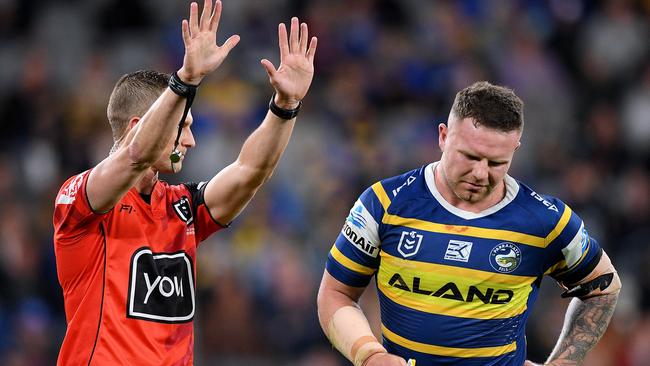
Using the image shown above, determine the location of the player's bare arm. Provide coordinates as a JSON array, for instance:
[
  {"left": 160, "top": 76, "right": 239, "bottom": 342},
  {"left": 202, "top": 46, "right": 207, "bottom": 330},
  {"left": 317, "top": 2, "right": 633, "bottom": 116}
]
[
  {"left": 87, "top": 0, "right": 238, "bottom": 213},
  {"left": 203, "top": 16, "right": 317, "bottom": 224},
  {"left": 317, "top": 271, "right": 408, "bottom": 366},
  {"left": 546, "top": 294, "right": 618, "bottom": 366},
  {"left": 525, "top": 253, "right": 621, "bottom": 366}
]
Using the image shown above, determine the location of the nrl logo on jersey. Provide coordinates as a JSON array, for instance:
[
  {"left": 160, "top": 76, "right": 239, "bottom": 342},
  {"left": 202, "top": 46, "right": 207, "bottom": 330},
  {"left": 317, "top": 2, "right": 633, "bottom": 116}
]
[
  {"left": 398, "top": 231, "right": 423, "bottom": 258},
  {"left": 172, "top": 196, "right": 194, "bottom": 225}
]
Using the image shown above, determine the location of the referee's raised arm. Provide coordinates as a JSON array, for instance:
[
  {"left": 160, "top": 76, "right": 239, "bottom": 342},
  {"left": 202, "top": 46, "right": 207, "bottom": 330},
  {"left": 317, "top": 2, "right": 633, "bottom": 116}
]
[
  {"left": 202, "top": 16, "right": 317, "bottom": 225},
  {"left": 87, "top": 0, "right": 239, "bottom": 213}
]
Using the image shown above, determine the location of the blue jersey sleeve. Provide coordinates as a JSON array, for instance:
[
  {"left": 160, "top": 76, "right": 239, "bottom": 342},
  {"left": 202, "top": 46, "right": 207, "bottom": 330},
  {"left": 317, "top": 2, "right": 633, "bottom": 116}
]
[
  {"left": 544, "top": 199, "right": 602, "bottom": 285},
  {"left": 325, "top": 184, "right": 385, "bottom": 287}
]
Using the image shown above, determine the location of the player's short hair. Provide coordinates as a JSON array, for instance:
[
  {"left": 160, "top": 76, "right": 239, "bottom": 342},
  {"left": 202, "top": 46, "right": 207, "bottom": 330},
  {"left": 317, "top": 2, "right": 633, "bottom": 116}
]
[
  {"left": 107, "top": 70, "right": 170, "bottom": 143},
  {"left": 451, "top": 81, "right": 524, "bottom": 132}
]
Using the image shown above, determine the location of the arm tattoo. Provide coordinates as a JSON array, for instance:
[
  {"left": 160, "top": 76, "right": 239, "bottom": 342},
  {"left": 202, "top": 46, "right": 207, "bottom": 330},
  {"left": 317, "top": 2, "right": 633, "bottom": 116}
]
[{"left": 546, "top": 294, "right": 618, "bottom": 365}]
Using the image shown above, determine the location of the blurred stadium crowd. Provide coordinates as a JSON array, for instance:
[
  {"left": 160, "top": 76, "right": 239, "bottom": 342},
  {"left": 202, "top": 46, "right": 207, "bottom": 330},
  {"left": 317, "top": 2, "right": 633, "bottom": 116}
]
[{"left": 0, "top": 0, "right": 649, "bottom": 365}]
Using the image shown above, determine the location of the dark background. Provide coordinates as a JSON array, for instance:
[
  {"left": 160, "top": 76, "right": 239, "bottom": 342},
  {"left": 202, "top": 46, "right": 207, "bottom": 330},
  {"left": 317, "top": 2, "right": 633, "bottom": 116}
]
[{"left": 0, "top": 0, "right": 648, "bottom": 365}]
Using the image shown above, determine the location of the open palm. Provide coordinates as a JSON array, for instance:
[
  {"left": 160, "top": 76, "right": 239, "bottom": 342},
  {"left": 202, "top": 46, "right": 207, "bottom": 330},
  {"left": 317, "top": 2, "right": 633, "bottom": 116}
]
[
  {"left": 261, "top": 17, "right": 317, "bottom": 106},
  {"left": 179, "top": 0, "right": 239, "bottom": 84}
]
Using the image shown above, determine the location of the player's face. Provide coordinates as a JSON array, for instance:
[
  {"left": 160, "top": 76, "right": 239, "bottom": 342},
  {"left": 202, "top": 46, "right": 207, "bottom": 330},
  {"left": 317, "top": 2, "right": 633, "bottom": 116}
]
[
  {"left": 438, "top": 117, "right": 521, "bottom": 204},
  {"left": 154, "top": 112, "right": 196, "bottom": 173}
]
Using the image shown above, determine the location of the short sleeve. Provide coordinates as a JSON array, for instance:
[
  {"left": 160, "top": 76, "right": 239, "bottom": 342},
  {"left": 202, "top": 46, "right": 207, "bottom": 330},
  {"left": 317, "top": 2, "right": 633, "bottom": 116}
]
[
  {"left": 53, "top": 170, "right": 106, "bottom": 242},
  {"left": 544, "top": 202, "right": 602, "bottom": 286},
  {"left": 183, "top": 181, "right": 227, "bottom": 243},
  {"left": 325, "top": 185, "right": 384, "bottom": 287}
]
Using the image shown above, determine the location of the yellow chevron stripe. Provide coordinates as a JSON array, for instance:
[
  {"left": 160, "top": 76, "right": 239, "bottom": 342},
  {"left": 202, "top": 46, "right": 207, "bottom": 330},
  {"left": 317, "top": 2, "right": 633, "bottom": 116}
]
[
  {"left": 330, "top": 245, "right": 375, "bottom": 275},
  {"left": 382, "top": 324, "right": 517, "bottom": 358},
  {"left": 377, "top": 252, "right": 534, "bottom": 319},
  {"left": 383, "top": 214, "right": 547, "bottom": 248},
  {"left": 545, "top": 205, "right": 572, "bottom": 243},
  {"left": 372, "top": 182, "right": 391, "bottom": 211}
]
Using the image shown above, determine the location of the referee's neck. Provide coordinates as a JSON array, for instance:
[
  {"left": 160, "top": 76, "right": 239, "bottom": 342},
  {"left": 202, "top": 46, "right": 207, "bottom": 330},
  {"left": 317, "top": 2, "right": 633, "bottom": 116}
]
[{"left": 135, "top": 169, "right": 159, "bottom": 195}]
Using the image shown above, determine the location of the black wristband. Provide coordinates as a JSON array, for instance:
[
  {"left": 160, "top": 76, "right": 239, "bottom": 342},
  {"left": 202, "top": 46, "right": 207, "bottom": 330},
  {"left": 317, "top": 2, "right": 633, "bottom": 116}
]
[
  {"left": 169, "top": 71, "right": 198, "bottom": 99},
  {"left": 269, "top": 92, "right": 301, "bottom": 120}
]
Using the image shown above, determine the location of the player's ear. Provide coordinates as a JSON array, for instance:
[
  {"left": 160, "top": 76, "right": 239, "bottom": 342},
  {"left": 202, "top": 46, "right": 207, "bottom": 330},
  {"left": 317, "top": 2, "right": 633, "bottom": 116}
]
[
  {"left": 515, "top": 141, "right": 521, "bottom": 151},
  {"left": 128, "top": 117, "right": 141, "bottom": 130},
  {"left": 438, "top": 122, "right": 448, "bottom": 151}
]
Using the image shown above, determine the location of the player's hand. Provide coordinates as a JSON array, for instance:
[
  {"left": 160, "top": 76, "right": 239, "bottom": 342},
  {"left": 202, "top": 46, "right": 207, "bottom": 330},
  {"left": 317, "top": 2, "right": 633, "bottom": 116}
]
[
  {"left": 261, "top": 17, "right": 317, "bottom": 109},
  {"left": 178, "top": 0, "right": 240, "bottom": 85},
  {"left": 363, "top": 352, "right": 409, "bottom": 366}
]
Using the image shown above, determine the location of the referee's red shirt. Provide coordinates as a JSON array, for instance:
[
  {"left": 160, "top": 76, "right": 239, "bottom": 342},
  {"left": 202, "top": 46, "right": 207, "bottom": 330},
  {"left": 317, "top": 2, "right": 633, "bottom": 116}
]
[{"left": 53, "top": 170, "right": 224, "bottom": 365}]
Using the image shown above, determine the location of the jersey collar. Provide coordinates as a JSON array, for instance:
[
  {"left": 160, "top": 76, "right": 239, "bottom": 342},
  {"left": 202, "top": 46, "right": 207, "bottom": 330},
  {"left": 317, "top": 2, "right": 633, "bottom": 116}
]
[{"left": 424, "top": 162, "right": 519, "bottom": 220}]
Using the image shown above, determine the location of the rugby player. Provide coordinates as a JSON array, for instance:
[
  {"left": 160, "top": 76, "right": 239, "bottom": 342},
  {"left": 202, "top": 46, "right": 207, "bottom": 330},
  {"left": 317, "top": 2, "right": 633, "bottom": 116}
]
[
  {"left": 317, "top": 82, "right": 621, "bottom": 366},
  {"left": 53, "top": 0, "right": 317, "bottom": 364}
]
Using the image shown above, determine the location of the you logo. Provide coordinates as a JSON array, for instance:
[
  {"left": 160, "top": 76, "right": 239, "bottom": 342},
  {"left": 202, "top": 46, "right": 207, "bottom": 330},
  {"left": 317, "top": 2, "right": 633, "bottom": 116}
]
[{"left": 127, "top": 248, "right": 195, "bottom": 323}]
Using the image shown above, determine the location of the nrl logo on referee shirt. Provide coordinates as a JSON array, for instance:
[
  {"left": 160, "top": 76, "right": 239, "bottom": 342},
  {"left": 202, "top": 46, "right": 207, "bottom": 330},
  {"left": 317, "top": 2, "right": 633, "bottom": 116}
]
[{"left": 172, "top": 196, "right": 193, "bottom": 225}]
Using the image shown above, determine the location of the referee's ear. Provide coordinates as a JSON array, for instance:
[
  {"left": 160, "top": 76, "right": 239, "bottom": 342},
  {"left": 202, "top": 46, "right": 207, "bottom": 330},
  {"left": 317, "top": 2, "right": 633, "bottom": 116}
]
[{"left": 438, "top": 122, "right": 448, "bottom": 152}]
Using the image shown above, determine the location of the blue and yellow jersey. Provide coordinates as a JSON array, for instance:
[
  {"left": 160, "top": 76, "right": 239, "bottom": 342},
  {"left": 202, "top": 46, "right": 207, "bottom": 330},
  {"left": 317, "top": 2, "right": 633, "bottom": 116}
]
[{"left": 325, "top": 163, "right": 602, "bottom": 366}]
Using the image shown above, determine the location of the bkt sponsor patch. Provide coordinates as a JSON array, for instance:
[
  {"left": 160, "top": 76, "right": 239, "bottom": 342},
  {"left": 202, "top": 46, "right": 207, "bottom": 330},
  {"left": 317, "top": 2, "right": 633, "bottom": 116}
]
[
  {"left": 127, "top": 248, "right": 195, "bottom": 323},
  {"left": 444, "top": 240, "right": 473, "bottom": 263}
]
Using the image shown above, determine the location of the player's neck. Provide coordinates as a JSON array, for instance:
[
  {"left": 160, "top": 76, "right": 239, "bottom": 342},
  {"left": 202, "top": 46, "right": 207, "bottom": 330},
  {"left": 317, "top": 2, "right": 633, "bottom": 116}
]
[
  {"left": 434, "top": 164, "right": 506, "bottom": 213},
  {"left": 134, "top": 168, "right": 159, "bottom": 195}
]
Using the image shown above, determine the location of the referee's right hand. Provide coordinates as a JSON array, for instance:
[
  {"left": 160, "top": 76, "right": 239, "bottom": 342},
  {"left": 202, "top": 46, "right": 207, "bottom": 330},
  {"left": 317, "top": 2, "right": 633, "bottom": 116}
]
[{"left": 177, "top": 0, "right": 240, "bottom": 85}]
